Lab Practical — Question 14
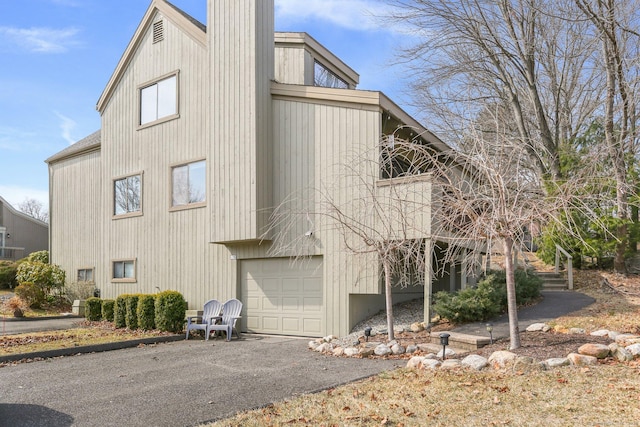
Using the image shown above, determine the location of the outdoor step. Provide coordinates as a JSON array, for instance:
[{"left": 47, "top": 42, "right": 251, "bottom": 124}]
[
  {"left": 534, "top": 271, "right": 568, "bottom": 290},
  {"left": 428, "top": 331, "right": 491, "bottom": 351}
]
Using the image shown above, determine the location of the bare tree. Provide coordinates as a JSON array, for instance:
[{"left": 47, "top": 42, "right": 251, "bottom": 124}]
[
  {"left": 384, "top": 0, "right": 603, "bottom": 181},
  {"left": 573, "top": 0, "right": 640, "bottom": 272},
  {"left": 18, "top": 198, "right": 48, "bottom": 223},
  {"left": 266, "top": 138, "right": 435, "bottom": 342}
]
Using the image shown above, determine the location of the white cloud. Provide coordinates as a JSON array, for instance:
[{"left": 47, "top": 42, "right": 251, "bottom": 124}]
[
  {"left": 275, "top": 0, "right": 397, "bottom": 32},
  {"left": 0, "top": 185, "right": 49, "bottom": 210},
  {"left": 54, "top": 111, "right": 78, "bottom": 145},
  {"left": 0, "top": 26, "right": 81, "bottom": 53}
]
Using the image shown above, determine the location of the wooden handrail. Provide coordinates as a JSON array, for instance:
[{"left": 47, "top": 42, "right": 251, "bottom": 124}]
[{"left": 555, "top": 245, "right": 573, "bottom": 290}]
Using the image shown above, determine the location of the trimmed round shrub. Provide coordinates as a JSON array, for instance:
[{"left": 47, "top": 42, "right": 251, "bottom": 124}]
[
  {"left": 137, "top": 294, "right": 156, "bottom": 330},
  {"left": 114, "top": 295, "right": 128, "bottom": 328},
  {"left": 85, "top": 297, "right": 103, "bottom": 321},
  {"left": 0, "top": 261, "right": 19, "bottom": 289},
  {"left": 154, "top": 290, "right": 187, "bottom": 333},
  {"left": 14, "top": 282, "right": 45, "bottom": 309},
  {"left": 102, "top": 299, "right": 115, "bottom": 322},
  {"left": 125, "top": 294, "right": 140, "bottom": 330}
]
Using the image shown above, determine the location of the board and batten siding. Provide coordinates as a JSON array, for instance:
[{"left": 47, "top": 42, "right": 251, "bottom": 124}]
[
  {"left": 274, "top": 43, "right": 307, "bottom": 86},
  {"left": 209, "top": 0, "right": 274, "bottom": 243},
  {"left": 49, "top": 151, "right": 102, "bottom": 286},
  {"left": 98, "top": 9, "right": 210, "bottom": 303},
  {"left": 270, "top": 98, "right": 382, "bottom": 336}
]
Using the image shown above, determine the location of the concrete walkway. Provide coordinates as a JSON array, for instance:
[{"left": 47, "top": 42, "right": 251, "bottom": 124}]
[
  {"left": 1, "top": 315, "right": 82, "bottom": 336},
  {"left": 451, "top": 290, "right": 595, "bottom": 339}
]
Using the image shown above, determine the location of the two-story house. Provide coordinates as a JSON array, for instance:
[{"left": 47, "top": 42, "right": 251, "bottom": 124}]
[
  {"left": 0, "top": 196, "right": 48, "bottom": 261},
  {"left": 46, "top": 0, "right": 469, "bottom": 337}
]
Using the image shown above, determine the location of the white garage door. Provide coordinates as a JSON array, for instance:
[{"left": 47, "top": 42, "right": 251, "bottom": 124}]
[{"left": 240, "top": 257, "right": 324, "bottom": 337}]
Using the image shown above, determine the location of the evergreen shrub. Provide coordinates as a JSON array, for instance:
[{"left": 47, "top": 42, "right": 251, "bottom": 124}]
[
  {"left": 125, "top": 294, "right": 140, "bottom": 329},
  {"left": 433, "top": 269, "right": 543, "bottom": 323},
  {"left": 114, "top": 295, "right": 128, "bottom": 328},
  {"left": 137, "top": 294, "right": 156, "bottom": 330},
  {"left": 154, "top": 290, "right": 187, "bottom": 333},
  {"left": 101, "top": 299, "right": 115, "bottom": 322},
  {"left": 85, "top": 297, "right": 103, "bottom": 321}
]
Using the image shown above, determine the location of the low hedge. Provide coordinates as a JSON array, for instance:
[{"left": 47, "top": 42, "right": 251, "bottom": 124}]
[
  {"left": 137, "top": 294, "right": 156, "bottom": 330},
  {"left": 433, "top": 269, "right": 543, "bottom": 323},
  {"left": 114, "top": 295, "right": 128, "bottom": 328},
  {"left": 86, "top": 291, "right": 186, "bottom": 333},
  {"left": 155, "top": 290, "right": 187, "bottom": 333},
  {"left": 85, "top": 297, "right": 103, "bottom": 321},
  {"left": 102, "top": 299, "right": 115, "bottom": 322},
  {"left": 125, "top": 294, "right": 140, "bottom": 330}
]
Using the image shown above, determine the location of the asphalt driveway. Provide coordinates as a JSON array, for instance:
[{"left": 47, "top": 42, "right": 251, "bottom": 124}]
[{"left": 0, "top": 335, "right": 401, "bottom": 427}]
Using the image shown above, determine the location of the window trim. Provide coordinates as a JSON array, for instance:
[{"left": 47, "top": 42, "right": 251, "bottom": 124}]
[
  {"left": 169, "top": 158, "right": 207, "bottom": 212},
  {"left": 112, "top": 172, "right": 144, "bottom": 219},
  {"left": 77, "top": 267, "right": 95, "bottom": 283},
  {"left": 137, "top": 70, "right": 180, "bottom": 129},
  {"left": 111, "top": 259, "right": 137, "bottom": 283}
]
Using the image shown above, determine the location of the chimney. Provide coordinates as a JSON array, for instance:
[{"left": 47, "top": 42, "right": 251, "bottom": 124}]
[{"left": 208, "top": 0, "right": 274, "bottom": 243}]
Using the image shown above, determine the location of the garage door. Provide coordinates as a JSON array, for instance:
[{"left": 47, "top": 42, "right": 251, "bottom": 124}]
[{"left": 240, "top": 257, "right": 324, "bottom": 337}]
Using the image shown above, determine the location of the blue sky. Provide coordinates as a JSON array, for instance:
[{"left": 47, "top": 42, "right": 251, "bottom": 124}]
[{"left": 0, "top": 0, "right": 414, "bottom": 209}]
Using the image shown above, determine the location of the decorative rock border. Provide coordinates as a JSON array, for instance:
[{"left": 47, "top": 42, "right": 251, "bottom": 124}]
[{"left": 308, "top": 326, "right": 640, "bottom": 372}]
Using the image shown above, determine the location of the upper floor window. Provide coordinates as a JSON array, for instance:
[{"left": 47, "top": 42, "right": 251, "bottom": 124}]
[
  {"left": 114, "top": 174, "right": 142, "bottom": 216},
  {"left": 171, "top": 160, "right": 206, "bottom": 208},
  {"left": 139, "top": 73, "right": 178, "bottom": 126},
  {"left": 314, "top": 61, "right": 348, "bottom": 89}
]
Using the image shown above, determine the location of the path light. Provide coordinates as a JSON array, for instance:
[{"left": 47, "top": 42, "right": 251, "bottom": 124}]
[
  {"left": 439, "top": 332, "right": 450, "bottom": 360},
  {"left": 364, "top": 326, "right": 372, "bottom": 342},
  {"left": 486, "top": 323, "right": 494, "bottom": 344}
]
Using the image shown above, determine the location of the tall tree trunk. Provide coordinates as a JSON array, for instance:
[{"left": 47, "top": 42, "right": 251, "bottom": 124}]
[
  {"left": 503, "top": 236, "right": 521, "bottom": 349},
  {"left": 384, "top": 261, "right": 395, "bottom": 341}
]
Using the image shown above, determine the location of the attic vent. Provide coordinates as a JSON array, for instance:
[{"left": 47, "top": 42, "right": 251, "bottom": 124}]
[{"left": 153, "top": 20, "right": 164, "bottom": 44}]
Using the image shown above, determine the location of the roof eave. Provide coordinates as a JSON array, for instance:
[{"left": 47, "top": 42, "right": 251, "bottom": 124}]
[{"left": 96, "top": 0, "right": 206, "bottom": 114}]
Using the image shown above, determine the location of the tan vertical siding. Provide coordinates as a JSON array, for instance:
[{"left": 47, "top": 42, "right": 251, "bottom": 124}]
[
  {"left": 49, "top": 151, "right": 102, "bottom": 286},
  {"left": 96, "top": 12, "right": 209, "bottom": 303},
  {"left": 209, "top": 0, "right": 274, "bottom": 243},
  {"left": 274, "top": 45, "right": 306, "bottom": 85}
]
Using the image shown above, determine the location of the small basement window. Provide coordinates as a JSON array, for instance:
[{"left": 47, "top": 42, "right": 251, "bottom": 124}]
[{"left": 112, "top": 259, "right": 136, "bottom": 282}]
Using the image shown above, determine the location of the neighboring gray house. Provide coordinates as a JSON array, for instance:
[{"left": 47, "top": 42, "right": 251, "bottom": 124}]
[
  {"left": 0, "top": 196, "right": 49, "bottom": 261},
  {"left": 47, "top": 0, "right": 470, "bottom": 337}
]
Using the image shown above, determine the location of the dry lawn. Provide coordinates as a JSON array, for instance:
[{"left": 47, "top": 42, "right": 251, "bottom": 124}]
[
  {"left": 209, "top": 364, "right": 640, "bottom": 427},
  {"left": 207, "top": 267, "right": 640, "bottom": 427},
  {"left": 0, "top": 321, "right": 174, "bottom": 358}
]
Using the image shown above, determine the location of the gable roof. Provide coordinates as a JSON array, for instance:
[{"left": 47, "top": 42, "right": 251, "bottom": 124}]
[
  {"left": 45, "top": 130, "right": 101, "bottom": 164},
  {"left": 96, "top": 0, "right": 206, "bottom": 114},
  {"left": 0, "top": 195, "right": 49, "bottom": 227}
]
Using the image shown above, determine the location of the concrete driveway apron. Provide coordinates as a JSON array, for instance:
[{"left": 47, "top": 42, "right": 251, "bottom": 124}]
[{"left": 0, "top": 335, "right": 401, "bottom": 427}]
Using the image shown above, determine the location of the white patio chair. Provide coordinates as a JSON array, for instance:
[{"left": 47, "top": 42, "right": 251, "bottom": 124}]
[
  {"left": 185, "top": 299, "right": 223, "bottom": 340},
  {"left": 209, "top": 298, "right": 242, "bottom": 341}
]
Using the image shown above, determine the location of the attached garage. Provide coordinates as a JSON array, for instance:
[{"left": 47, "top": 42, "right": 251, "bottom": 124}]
[{"left": 240, "top": 257, "right": 325, "bottom": 337}]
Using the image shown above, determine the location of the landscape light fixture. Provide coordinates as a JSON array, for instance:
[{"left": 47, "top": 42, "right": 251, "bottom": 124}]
[
  {"left": 364, "top": 326, "right": 372, "bottom": 342},
  {"left": 439, "top": 332, "right": 450, "bottom": 360},
  {"left": 486, "top": 323, "right": 494, "bottom": 344}
]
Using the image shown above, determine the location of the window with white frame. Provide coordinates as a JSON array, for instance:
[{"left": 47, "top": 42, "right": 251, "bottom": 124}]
[
  {"left": 114, "top": 174, "right": 142, "bottom": 216},
  {"left": 77, "top": 268, "right": 94, "bottom": 283},
  {"left": 171, "top": 160, "right": 205, "bottom": 207},
  {"left": 140, "top": 74, "right": 177, "bottom": 126},
  {"left": 112, "top": 260, "right": 136, "bottom": 281}
]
